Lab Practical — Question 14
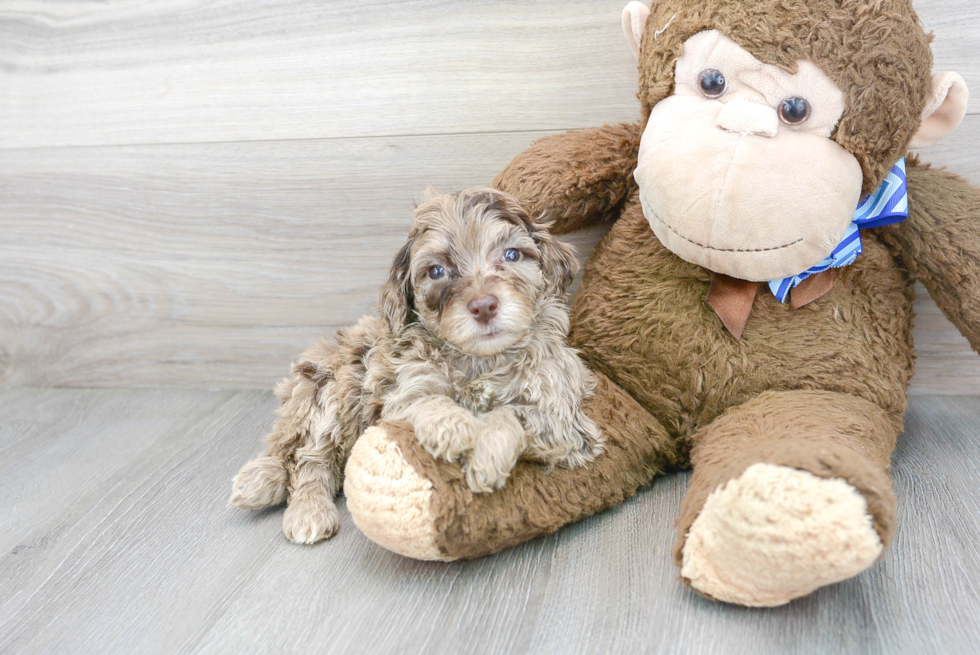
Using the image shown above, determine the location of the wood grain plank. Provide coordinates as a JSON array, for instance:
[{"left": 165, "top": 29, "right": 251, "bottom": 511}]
[
  {"left": 0, "top": 131, "right": 605, "bottom": 389},
  {"left": 0, "top": 388, "right": 228, "bottom": 553},
  {"left": 1, "top": 390, "right": 978, "bottom": 653},
  {"left": 869, "top": 396, "right": 980, "bottom": 654},
  {"left": 3, "top": 127, "right": 980, "bottom": 392},
  {"left": 1, "top": 0, "right": 975, "bottom": 150},
  {"left": 2, "top": 0, "right": 979, "bottom": 391},
  {"left": 914, "top": 0, "right": 980, "bottom": 116},
  {"left": 192, "top": 509, "right": 560, "bottom": 655},
  {"left": 0, "top": 389, "right": 283, "bottom": 653},
  {"left": 0, "top": 0, "right": 640, "bottom": 148}
]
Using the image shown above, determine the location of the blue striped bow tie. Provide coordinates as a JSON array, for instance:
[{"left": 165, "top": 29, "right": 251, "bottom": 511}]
[{"left": 768, "top": 158, "right": 909, "bottom": 303}]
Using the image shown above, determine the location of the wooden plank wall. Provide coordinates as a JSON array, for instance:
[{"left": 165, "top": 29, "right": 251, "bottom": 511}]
[{"left": 1, "top": 0, "right": 978, "bottom": 392}]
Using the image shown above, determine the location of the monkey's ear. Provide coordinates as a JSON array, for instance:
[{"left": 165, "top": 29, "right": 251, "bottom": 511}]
[
  {"left": 910, "top": 72, "right": 969, "bottom": 149},
  {"left": 378, "top": 240, "right": 415, "bottom": 331},
  {"left": 622, "top": 2, "right": 652, "bottom": 59}
]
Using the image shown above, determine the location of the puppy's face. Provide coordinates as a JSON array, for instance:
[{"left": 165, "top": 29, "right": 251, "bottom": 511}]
[{"left": 379, "top": 189, "right": 577, "bottom": 357}]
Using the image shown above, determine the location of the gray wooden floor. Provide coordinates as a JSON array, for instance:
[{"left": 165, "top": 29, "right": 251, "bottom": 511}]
[{"left": 1, "top": 389, "right": 978, "bottom": 654}]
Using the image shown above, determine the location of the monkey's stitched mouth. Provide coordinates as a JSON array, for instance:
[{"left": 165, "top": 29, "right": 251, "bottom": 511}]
[{"left": 652, "top": 212, "right": 803, "bottom": 253}]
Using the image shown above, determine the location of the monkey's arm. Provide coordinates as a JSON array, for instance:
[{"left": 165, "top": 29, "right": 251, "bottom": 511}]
[
  {"left": 878, "top": 160, "right": 980, "bottom": 351},
  {"left": 492, "top": 122, "right": 643, "bottom": 235}
]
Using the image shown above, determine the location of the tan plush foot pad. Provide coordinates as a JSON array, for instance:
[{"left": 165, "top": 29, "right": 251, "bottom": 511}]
[
  {"left": 344, "top": 425, "right": 456, "bottom": 561},
  {"left": 680, "top": 463, "right": 883, "bottom": 607}
]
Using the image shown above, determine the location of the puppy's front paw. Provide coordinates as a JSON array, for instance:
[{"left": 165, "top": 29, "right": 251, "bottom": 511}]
[
  {"left": 282, "top": 496, "right": 340, "bottom": 545},
  {"left": 462, "top": 426, "right": 523, "bottom": 494},
  {"left": 463, "top": 458, "right": 510, "bottom": 494},
  {"left": 415, "top": 414, "right": 477, "bottom": 463}
]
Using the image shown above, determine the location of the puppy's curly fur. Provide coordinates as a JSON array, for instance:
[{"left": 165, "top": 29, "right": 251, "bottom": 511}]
[{"left": 229, "top": 188, "right": 602, "bottom": 544}]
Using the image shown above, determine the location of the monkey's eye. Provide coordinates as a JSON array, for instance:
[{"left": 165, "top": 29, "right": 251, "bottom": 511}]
[
  {"left": 778, "top": 97, "right": 811, "bottom": 125},
  {"left": 503, "top": 248, "right": 521, "bottom": 263},
  {"left": 698, "top": 69, "right": 727, "bottom": 99},
  {"left": 428, "top": 265, "right": 446, "bottom": 280}
]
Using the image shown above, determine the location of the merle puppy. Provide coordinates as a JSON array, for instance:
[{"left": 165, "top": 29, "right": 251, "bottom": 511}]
[{"left": 230, "top": 188, "right": 602, "bottom": 544}]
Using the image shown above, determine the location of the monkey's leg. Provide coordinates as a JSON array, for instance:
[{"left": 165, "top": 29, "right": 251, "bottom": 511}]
[
  {"left": 343, "top": 372, "right": 676, "bottom": 560},
  {"left": 675, "top": 390, "right": 898, "bottom": 607}
]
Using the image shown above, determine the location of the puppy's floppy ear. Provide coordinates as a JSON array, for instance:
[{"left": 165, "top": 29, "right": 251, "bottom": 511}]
[
  {"left": 483, "top": 188, "right": 537, "bottom": 234},
  {"left": 531, "top": 213, "right": 579, "bottom": 296},
  {"left": 378, "top": 238, "right": 415, "bottom": 331},
  {"left": 484, "top": 189, "right": 579, "bottom": 296}
]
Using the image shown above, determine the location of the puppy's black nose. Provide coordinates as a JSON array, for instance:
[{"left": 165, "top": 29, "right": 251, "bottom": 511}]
[{"left": 468, "top": 295, "right": 499, "bottom": 325}]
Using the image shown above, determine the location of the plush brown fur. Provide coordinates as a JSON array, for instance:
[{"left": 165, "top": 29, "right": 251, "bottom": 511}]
[
  {"left": 878, "top": 155, "right": 980, "bottom": 350},
  {"left": 341, "top": 0, "right": 980, "bottom": 604},
  {"left": 568, "top": 194, "right": 914, "bottom": 437}
]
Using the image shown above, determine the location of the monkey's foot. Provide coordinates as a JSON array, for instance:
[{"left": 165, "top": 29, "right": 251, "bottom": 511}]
[
  {"left": 679, "top": 463, "right": 883, "bottom": 607},
  {"left": 344, "top": 425, "right": 455, "bottom": 560}
]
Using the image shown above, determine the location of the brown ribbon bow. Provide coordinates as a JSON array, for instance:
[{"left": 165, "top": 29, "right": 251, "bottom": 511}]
[{"left": 706, "top": 270, "right": 835, "bottom": 340}]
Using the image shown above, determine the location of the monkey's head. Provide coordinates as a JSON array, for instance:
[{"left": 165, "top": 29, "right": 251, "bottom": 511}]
[{"left": 623, "top": 0, "right": 969, "bottom": 281}]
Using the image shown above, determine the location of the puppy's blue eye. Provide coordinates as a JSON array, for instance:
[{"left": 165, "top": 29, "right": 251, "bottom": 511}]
[
  {"left": 503, "top": 249, "right": 521, "bottom": 262},
  {"left": 428, "top": 265, "right": 446, "bottom": 280}
]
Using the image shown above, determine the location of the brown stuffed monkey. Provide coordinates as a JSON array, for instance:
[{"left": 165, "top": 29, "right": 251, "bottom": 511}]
[{"left": 342, "top": 0, "right": 978, "bottom": 607}]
